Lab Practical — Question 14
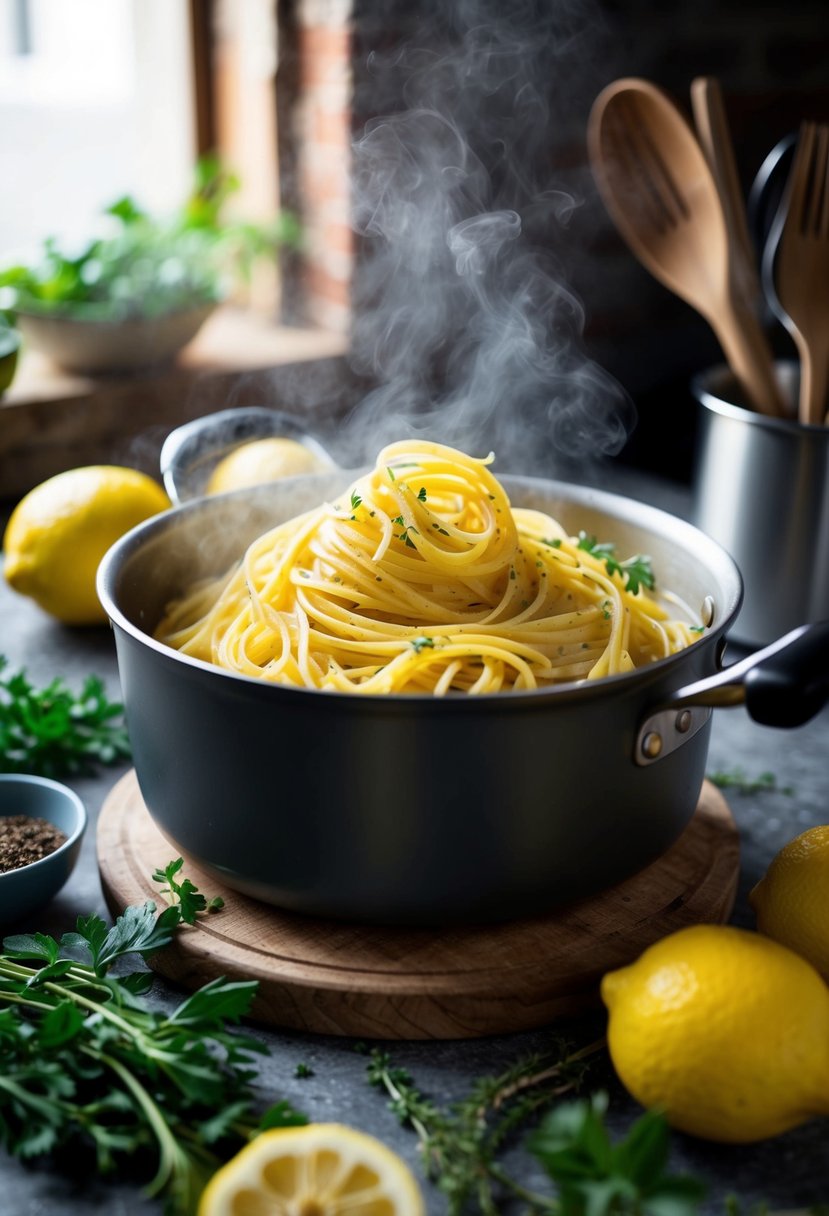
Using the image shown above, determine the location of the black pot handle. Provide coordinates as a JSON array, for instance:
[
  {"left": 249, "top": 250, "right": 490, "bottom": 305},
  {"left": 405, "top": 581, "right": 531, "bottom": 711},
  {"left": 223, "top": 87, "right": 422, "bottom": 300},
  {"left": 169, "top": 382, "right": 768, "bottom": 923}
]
[
  {"left": 743, "top": 620, "right": 829, "bottom": 726},
  {"left": 634, "top": 622, "right": 829, "bottom": 766}
]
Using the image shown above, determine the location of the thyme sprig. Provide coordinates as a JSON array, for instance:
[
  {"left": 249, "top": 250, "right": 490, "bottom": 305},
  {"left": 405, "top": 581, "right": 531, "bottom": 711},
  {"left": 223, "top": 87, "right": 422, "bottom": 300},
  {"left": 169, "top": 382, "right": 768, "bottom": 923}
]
[
  {"left": 366, "top": 1038, "right": 603, "bottom": 1215},
  {"left": 367, "top": 1042, "right": 711, "bottom": 1215}
]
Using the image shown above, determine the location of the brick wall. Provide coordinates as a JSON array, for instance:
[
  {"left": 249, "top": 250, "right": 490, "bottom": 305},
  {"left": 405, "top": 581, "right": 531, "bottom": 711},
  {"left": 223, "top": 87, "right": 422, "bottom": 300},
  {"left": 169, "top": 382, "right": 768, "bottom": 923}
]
[{"left": 281, "top": 0, "right": 354, "bottom": 334}]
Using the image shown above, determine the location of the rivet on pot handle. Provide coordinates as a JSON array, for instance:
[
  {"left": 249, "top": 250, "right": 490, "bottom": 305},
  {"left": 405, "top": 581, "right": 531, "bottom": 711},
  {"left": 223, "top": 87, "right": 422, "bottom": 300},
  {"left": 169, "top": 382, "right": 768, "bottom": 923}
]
[{"left": 635, "top": 621, "right": 829, "bottom": 766}]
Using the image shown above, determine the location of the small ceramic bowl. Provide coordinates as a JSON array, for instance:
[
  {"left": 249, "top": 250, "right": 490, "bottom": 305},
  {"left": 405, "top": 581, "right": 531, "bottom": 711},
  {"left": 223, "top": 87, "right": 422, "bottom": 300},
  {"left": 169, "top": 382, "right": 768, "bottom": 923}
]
[{"left": 0, "top": 775, "right": 88, "bottom": 927}]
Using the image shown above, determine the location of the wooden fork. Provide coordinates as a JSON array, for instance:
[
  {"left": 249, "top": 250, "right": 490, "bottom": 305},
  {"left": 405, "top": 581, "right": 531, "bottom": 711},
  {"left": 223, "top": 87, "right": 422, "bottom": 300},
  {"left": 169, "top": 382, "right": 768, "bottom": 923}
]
[{"left": 768, "top": 121, "right": 829, "bottom": 425}]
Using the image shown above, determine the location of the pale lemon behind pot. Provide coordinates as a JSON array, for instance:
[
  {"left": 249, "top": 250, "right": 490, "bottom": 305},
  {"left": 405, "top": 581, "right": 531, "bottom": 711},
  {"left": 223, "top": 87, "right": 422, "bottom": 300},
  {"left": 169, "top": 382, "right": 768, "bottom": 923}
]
[{"left": 206, "top": 437, "right": 323, "bottom": 495}]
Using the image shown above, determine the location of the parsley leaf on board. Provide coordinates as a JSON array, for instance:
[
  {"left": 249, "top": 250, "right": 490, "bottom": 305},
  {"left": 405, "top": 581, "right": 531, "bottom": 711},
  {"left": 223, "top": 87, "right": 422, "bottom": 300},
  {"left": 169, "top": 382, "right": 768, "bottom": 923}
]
[
  {"left": 152, "top": 857, "right": 225, "bottom": 924},
  {"left": 0, "top": 657, "right": 131, "bottom": 778}
]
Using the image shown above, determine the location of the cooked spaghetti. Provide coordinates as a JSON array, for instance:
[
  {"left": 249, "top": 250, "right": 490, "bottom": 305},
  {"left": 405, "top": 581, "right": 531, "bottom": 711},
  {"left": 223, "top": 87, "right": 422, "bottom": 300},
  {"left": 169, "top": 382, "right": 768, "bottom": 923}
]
[{"left": 155, "top": 440, "right": 701, "bottom": 694}]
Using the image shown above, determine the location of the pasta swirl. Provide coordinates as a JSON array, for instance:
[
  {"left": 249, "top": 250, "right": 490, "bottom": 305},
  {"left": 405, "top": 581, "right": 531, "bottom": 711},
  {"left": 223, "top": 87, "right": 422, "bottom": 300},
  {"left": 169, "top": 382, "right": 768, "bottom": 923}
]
[{"left": 155, "top": 440, "right": 700, "bottom": 694}]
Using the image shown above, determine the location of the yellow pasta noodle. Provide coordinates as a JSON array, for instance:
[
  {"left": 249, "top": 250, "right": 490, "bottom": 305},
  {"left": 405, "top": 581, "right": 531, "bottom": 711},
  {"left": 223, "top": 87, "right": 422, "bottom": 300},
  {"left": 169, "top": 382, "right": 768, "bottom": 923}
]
[{"left": 155, "top": 439, "right": 701, "bottom": 693}]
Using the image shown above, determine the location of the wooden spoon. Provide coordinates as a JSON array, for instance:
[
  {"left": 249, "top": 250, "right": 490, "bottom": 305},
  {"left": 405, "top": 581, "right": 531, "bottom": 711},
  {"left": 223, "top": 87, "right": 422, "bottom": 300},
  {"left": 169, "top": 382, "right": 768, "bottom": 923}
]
[{"left": 588, "top": 77, "right": 786, "bottom": 417}]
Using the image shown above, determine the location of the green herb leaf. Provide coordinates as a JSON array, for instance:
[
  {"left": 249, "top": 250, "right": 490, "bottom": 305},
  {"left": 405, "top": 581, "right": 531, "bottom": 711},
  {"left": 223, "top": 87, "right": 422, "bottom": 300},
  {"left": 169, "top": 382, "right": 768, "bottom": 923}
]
[
  {"left": 529, "top": 1094, "right": 705, "bottom": 1216},
  {"left": 707, "top": 768, "right": 793, "bottom": 796},
  {"left": 0, "top": 659, "right": 131, "bottom": 778},
  {"left": 166, "top": 977, "right": 258, "bottom": 1030},
  {"left": 152, "top": 858, "right": 221, "bottom": 925},
  {"left": 259, "top": 1100, "right": 309, "bottom": 1130},
  {"left": 3, "top": 932, "right": 60, "bottom": 965},
  {"left": 577, "top": 534, "right": 655, "bottom": 595}
]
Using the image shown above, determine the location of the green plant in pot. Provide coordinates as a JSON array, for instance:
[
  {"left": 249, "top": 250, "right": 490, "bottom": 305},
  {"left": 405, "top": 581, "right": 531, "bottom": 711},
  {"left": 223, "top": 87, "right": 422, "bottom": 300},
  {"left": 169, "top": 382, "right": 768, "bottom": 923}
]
[
  {"left": 0, "top": 156, "right": 300, "bottom": 374},
  {"left": 0, "top": 317, "right": 21, "bottom": 397}
]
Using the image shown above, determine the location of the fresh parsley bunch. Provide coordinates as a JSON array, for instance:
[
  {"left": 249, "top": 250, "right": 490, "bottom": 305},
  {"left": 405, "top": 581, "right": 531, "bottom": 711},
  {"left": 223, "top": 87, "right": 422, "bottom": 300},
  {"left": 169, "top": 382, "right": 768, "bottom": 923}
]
[
  {"left": 0, "top": 656, "right": 131, "bottom": 777},
  {"left": 0, "top": 864, "right": 305, "bottom": 1215}
]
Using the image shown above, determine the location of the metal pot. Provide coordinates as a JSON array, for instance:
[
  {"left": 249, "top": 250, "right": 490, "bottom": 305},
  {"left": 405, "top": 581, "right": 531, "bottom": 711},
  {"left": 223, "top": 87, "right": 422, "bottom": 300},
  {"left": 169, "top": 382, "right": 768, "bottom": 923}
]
[
  {"left": 97, "top": 472, "right": 829, "bottom": 925},
  {"left": 692, "top": 361, "right": 829, "bottom": 648}
]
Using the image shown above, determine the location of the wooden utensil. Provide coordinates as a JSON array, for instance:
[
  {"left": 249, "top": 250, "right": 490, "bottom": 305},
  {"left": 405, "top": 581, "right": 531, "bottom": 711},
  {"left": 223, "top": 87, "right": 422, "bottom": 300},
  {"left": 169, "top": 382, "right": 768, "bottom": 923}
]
[
  {"left": 588, "top": 77, "right": 786, "bottom": 417},
  {"left": 764, "top": 120, "right": 829, "bottom": 426},
  {"left": 690, "top": 76, "right": 784, "bottom": 413}
]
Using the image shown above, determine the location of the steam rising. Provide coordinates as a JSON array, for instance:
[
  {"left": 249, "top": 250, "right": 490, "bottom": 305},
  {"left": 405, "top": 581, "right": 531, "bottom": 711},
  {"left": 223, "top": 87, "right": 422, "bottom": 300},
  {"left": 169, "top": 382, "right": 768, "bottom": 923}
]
[{"left": 339, "top": 0, "right": 633, "bottom": 476}]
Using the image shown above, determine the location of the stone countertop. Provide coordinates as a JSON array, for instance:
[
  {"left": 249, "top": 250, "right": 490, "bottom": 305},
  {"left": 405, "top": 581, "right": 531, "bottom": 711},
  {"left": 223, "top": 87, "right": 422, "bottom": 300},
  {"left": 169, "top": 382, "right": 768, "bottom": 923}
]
[{"left": 1, "top": 466, "right": 828, "bottom": 1215}]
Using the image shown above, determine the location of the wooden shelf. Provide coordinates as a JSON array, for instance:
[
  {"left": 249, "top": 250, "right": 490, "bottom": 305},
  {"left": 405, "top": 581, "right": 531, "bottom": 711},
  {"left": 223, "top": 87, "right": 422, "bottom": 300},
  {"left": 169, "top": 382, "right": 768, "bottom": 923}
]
[{"left": 0, "top": 308, "right": 350, "bottom": 500}]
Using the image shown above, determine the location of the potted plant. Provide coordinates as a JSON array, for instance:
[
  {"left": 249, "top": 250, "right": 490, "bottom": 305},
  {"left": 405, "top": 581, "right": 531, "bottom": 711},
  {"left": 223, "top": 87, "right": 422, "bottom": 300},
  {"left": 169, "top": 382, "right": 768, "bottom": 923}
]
[
  {"left": 0, "top": 156, "right": 300, "bottom": 374},
  {"left": 0, "top": 316, "right": 21, "bottom": 397}
]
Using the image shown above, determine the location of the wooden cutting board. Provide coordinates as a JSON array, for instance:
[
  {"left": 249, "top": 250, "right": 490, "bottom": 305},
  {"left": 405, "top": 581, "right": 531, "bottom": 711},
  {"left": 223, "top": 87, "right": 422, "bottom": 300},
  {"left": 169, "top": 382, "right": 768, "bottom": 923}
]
[{"left": 97, "top": 771, "right": 739, "bottom": 1040}]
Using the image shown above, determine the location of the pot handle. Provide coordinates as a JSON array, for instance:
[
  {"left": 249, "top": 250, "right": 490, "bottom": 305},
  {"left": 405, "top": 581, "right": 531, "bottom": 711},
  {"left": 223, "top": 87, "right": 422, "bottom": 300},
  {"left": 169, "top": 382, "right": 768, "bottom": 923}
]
[{"left": 635, "top": 621, "right": 829, "bottom": 766}]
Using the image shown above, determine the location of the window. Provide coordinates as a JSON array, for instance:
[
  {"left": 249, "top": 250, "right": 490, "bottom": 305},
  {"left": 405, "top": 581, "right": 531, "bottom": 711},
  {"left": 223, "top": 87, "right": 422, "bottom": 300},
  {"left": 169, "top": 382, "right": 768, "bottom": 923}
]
[{"left": 0, "top": 0, "right": 196, "bottom": 260}]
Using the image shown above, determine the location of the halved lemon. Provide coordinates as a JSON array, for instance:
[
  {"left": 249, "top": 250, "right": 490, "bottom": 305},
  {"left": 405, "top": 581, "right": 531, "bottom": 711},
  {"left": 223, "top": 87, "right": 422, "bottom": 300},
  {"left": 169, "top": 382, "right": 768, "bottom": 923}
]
[{"left": 199, "top": 1123, "right": 425, "bottom": 1216}]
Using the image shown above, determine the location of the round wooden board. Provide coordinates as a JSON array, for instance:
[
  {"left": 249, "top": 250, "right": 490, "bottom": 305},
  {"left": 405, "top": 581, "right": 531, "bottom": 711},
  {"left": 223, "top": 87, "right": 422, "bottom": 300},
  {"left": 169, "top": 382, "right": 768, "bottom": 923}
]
[{"left": 97, "top": 771, "right": 739, "bottom": 1040}]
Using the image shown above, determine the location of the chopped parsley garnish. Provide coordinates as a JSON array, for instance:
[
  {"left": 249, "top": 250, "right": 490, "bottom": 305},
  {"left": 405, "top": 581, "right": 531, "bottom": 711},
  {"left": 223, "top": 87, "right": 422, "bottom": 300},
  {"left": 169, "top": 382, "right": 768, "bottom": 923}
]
[
  {"left": 417, "top": 486, "right": 427, "bottom": 502},
  {"left": 541, "top": 538, "right": 562, "bottom": 549},
  {"left": 577, "top": 532, "right": 655, "bottom": 595},
  {"left": 350, "top": 491, "right": 362, "bottom": 511},
  {"left": 394, "top": 519, "right": 418, "bottom": 547},
  {"left": 411, "top": 636, "right": 436, "bottom": 653},
  {"left": 690, "top": 625, "right": 705, "bottom": 634},
  {"left": 386, "top": 466, "right": 396, "bottom": 481}
]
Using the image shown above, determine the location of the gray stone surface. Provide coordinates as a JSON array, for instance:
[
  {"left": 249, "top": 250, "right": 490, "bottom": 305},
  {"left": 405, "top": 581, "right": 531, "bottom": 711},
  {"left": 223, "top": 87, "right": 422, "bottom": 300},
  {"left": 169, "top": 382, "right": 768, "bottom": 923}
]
[{"left": 1, "top": 470, "right": 828, "bottom": 1214}]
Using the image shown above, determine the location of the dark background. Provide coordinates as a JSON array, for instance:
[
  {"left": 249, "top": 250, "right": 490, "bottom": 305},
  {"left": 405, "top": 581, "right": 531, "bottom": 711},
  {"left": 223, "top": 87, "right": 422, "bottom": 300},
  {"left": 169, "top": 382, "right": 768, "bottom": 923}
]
[{"left": 344, "top": 0, "right": 829, "bottom": 484}]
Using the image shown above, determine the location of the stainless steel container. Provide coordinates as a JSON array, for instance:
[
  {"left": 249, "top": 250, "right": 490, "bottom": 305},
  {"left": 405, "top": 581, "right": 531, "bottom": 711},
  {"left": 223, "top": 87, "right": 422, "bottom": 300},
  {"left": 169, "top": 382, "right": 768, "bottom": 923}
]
[{"left": 692, "top": 362, "right": 829, "bottom": 648}]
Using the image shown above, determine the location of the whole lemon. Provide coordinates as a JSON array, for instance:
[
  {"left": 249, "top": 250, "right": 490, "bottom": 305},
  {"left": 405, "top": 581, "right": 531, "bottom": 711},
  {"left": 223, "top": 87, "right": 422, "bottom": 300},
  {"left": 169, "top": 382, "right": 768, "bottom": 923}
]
[
  {"left": 3, "top": 466, "right": 170, "bottom": 625},
  {"left": 750, "top": 825, "right": 829, "bottom": 980},
  {"left": 601, "top": 923, "right": 829, "bottom": 1143},
  {"left": 206, "top": 437, "right": 322, "bottom": 495}
]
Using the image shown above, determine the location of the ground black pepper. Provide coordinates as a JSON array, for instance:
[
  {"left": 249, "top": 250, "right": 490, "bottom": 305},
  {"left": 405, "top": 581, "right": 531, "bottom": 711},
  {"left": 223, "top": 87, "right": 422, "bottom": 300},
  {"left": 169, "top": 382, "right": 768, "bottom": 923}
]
[{"left": 0, "top": 815, "right": 68, "bottom": 873}]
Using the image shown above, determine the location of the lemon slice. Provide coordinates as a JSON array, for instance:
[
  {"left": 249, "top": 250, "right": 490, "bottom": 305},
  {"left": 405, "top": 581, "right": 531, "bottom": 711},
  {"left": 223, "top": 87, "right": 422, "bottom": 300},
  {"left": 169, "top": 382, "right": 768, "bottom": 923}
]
[
  {"left": 206, "top": 438, "right": 323, "bottom": 495},
  {"left": 199, "top": 1123, "right": 425, "bottom": 1216}
]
